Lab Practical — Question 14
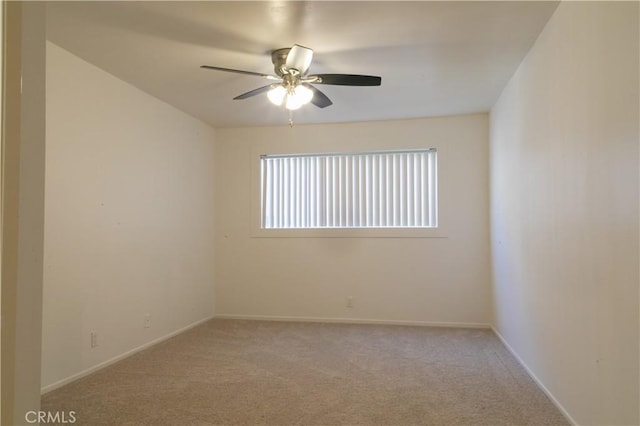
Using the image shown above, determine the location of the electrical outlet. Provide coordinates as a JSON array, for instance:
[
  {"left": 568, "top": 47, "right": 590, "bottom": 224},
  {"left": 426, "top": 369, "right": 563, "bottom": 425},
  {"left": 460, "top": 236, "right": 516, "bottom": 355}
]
[
  {"left": 144, "top": 314, "right": 151, "bottom": 329},
  {"left": 347, "top": 296, "right": 354, "bottom": 308},
  {"left": 90, "top": 331, "right": 98, "bottom": 348}
]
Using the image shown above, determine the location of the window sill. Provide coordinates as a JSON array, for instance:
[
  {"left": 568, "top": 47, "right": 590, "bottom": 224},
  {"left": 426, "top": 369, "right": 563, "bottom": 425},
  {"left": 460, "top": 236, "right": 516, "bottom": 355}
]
[{"left": 250, "top": 227, "right": 448, "bottom": 238}]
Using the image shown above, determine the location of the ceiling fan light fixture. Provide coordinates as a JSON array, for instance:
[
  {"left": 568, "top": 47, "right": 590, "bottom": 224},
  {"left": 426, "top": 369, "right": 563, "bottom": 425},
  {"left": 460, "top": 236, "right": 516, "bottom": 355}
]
[
  {"left": 285, "top": 85, "right": 313, "bottom": 110},
  {"left": 268, "top": 84, "right": 314, "bottom": 110}
]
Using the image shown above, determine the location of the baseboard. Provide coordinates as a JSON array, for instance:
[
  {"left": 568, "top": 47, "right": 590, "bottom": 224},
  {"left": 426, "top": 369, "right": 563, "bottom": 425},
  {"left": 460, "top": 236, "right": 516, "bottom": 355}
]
[
  {"left": 214, "top": 313, "right": 491, "bottom": 329},
  {"left": 41, "top": 316, "right": 214, "bottom": 395},
  {"left": 491, "top": 327, "right": 578, "bottom": 426}
]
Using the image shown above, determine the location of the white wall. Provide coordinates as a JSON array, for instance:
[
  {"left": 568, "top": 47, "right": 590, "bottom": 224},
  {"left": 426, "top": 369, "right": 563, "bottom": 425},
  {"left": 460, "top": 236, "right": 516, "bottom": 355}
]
[
  {"left": 42, "top": 42, "right": 216, "bottom": 390},
  {"left": 490, "top": 2, "right": 639, "bottom": 425},
  {"left": 214, "top": 114, "right": 491, "bottom": 326}
]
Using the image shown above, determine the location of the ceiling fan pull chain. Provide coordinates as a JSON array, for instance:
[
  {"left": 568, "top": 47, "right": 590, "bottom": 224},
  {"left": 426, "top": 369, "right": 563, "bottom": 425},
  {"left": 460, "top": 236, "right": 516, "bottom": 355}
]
[{"left": 289, "top": 110, "right": 294, "bottom": 127}]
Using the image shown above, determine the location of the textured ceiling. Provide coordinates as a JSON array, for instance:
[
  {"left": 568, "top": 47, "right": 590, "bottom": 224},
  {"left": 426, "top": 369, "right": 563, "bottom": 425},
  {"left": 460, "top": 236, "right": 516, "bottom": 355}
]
[{"left": 46, "top": 1, "right": 559, "bottom": 128}]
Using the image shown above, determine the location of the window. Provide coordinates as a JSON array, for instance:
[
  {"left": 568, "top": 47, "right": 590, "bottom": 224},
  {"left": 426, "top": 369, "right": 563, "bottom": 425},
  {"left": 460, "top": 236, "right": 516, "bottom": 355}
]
[{"left": 260, "top": 149, "right": 437, "bottom": 229}]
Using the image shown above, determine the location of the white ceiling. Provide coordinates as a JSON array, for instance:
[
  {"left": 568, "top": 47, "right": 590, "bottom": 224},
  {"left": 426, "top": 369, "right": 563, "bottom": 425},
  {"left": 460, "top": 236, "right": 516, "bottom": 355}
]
[{"left": 46, "top": 1, "right": 559, "bottom": 128}]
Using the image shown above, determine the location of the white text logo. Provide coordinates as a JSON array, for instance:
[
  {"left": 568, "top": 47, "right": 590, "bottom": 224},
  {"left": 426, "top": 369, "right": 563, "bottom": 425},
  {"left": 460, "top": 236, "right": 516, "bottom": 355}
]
[{"left": 25, "top": 411, "right": 77, "bottom": 424}]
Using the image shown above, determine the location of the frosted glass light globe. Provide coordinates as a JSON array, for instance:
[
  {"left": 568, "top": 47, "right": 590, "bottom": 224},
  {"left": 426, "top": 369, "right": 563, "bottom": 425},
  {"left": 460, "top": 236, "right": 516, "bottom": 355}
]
[{"left": 267, "top": 86, "right": 286, "bottom": 106}]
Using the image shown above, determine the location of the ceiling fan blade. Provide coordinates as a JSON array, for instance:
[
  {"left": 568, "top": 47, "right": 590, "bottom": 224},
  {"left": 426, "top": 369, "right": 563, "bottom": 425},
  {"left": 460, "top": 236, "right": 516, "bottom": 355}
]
[
  {"left": 233, "top": 84, "right": 275, "bottom": 100},
  {"left": 303, "top": 84, "right": 333, "bottom": 108},
  {"left": 201, "top": 65, "right": 276, "bottom": 79},
  {"left": 285, "top": 44, "right": 313, "bottom": 75},
  {"left": 311, "top": 74, "right": 382, "bottom": 86}
]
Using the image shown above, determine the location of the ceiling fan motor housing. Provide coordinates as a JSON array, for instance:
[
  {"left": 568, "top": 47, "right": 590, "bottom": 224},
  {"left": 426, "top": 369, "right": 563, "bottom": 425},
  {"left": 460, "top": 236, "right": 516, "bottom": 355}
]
[{"left": 271, "top": 48, "right": 292, "bottom": 77}]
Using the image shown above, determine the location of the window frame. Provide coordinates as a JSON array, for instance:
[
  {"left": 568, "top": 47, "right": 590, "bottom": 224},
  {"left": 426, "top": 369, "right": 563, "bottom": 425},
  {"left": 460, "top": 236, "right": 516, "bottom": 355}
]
[{"left": 250, "top": 144, "right": 448, "bottom": 239}]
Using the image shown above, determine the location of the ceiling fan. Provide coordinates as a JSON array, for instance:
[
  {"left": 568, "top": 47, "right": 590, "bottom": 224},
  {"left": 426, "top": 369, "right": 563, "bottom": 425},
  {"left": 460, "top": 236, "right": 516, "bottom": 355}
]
[{"left": 201, "top": 44, "right": 382, "bottom": 111}]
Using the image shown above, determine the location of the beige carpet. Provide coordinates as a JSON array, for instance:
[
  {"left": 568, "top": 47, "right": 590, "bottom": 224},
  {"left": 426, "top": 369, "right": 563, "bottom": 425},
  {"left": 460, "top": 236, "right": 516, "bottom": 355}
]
[{"left": 42, "top": 319, "right": 569, "bottom": 425}]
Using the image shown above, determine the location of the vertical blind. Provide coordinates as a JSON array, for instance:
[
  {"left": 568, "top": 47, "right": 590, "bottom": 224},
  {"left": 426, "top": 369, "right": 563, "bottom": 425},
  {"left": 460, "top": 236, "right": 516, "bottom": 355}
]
[{"left": 260, "top": 149, "right": 437, "bottom": 229}]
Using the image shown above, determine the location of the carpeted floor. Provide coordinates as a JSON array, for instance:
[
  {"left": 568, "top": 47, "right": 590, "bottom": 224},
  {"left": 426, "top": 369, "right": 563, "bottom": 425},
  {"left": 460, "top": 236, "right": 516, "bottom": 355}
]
[{"left": 42, "top": 319, "right": 569, "bottom": 425}]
